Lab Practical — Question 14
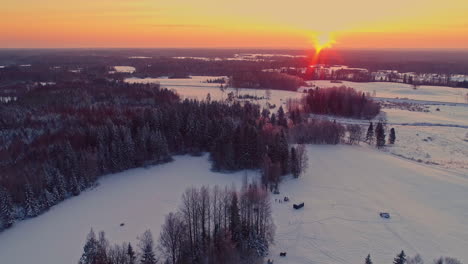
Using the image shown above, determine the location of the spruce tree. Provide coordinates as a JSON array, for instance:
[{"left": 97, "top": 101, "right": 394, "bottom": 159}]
[
  {"left": 139, "top": 230, "right": 156, "bottom": 264},
  {"left": 24, "top": 182, "right": 38, "bottom": 217},
  {"left": 127, "top": 243, "right": 136, "bottom": 264},
  {"left": 375, "top": 122, "right": 386, "bottom": 148},
  {"left": 229, "top": 192, "right": 242, "bottom": 245},
  {"left": 0, "top": 187, "right": 14, "bottom": 229},
  {"left": 366, "top": 122, "right": 374, "bottom": 143},
  {"left": 290, "top": 147, "right": 300, "bottom": 178},
  {"left": 389, "top": 127, "right": 396, "bottom": 144},
  {"left": 394, "top": 250, "right": 407, "bottom": 264},
  {"left": 79, "top": 229, "right": 98, "bottom": 264},
  {"left": 365, "top": 254, "right": 373, "bottom": 264}
]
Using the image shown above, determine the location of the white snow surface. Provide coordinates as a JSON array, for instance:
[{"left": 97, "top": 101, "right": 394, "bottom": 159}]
[
  {"left": 125, "top": 76, "right": 303, "bottom": 109},
  {"left": 1, "top": 147, "right": 468, "bottom": 264},
  {"left": 310, "top": 80, "right": 468, "bottom": 104},
  {"left": 269, "top": 145, "right": 468, "bottom": 264},
  {"left": 0, "top": 155, "right": 254, "bottom": 264},
  {"left": 114, "top": 66, "right": 136, "bottom": 73}
]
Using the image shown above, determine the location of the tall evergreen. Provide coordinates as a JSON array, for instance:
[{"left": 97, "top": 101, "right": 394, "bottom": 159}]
[
  {"left": 394, "top": 250, "right": 407, "bottom": 264},
  {"left": 375, "top": 122, "right": 386, "bottom": 148},
  {"left": 24, "top": 182, "right": 39, "bottom": 217},
  {"left": 389, "top": 127, "right": 396, "bottom": 144},
  {"left": 127, "top": 243, "right": 137, "bottom": 264},
  {"left": 229, "top": 192, "right": 242, "bottom": 245},
  {"left": 0, "top": 187, "right": 14, "bottom": 229},
  {"left": 366, "top": 122, "right": 374, "bottom": 143},
  {"left": 365, "top": 254, "right": 373, "bottom": 264},
  {"left": 277, "top": 106, "right": 288, "bottom": 128},
  {"left": 79, "top": 229, "right": 98, "bottom": 264},
  {"left": 139, "top": 230, "right": 157, "bottom": 264},
  {"left": 290, "top": 147, "right": 300, "bottom": 178}
]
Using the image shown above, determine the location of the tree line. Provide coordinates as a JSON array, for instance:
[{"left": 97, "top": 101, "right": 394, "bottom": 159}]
[
  {"left": 78, "top": 183, "right": 274, "bottom": 264},
  {"left": 229, "top": 71, "right": 305, "bottom": 91},
  {"left": 303, "top": 86, "right": 381, "bottom": 119},
  {"left": 364, "top": 250, "right": 462, "bottom": 264},
  {"left": 0, "top": 80, "right": 305, "bottom": 231}
]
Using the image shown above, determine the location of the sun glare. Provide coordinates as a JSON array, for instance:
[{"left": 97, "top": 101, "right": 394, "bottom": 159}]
[{"left": 313, "top": 32, "right": 335, "bottom": 53}]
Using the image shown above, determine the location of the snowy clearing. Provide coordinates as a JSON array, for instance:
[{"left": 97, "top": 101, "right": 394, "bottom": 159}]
[
  {"left": 310, "top": 80, "right": 468, "bottom": 104},
  {"left": 127, "top": 76, "right": 468, "bottom": 173},
  {"left": 125, "top": 76, "right": 303, "bottom": 110},
  {"left": 270, "top": 145, "right": 468, "bottom": 264},
  {"left": 1, "top": 146, "right": 467, "bottom": 264},
  {"left": 0, "top": 155, "right": 255, "bottom": 264},
  {"left": 114, "top": 66, "right": 136, "bottom": 73}
]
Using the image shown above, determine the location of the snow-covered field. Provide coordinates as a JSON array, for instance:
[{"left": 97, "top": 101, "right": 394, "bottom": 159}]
[
  {"left": 270, "top": 145, "right": 468, "bottom": 264},
  {"left": 114, "top": 66, "right": 136, "bottom": 73},
  {"left": 125, "top": 76, "right": 303, "bottom": 109},
  {"left": 1, "top": 146, "right": 467, "bottom": 264},
  {"left": 1, "top": 77, "right": 466, "bottom": 264},
  {"left": 125, "top": 76, "right": 468, "bottom": 173},
  {"left": 311, "top": 80, "right": 468, "bottom": 104},
  {"left": 0, "top": 155, "right": 254, "bottom": 264}
]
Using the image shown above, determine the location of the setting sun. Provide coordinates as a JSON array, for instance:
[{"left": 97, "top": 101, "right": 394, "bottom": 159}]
[{"left": 312, "top": 32, "right": 336, "bottom": 53}]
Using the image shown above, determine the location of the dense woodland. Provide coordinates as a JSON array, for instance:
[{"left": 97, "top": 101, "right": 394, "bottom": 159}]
[
  {"left": 0, "top": 76, "right": 383, "bottom": 231},
  {"left": 302, "top": 86, "right": 381, "bottom": 119},
  {"left": 229, "top": 72, "right": 305, "bottom": 91},
  {"left": 0, "top": 79, "right": 306, "bottom": 231}
]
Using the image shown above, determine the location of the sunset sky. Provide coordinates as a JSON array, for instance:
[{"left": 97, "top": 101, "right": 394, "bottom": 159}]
[{"left": 1, "top": 0, "right": 468, "bottom": 49}]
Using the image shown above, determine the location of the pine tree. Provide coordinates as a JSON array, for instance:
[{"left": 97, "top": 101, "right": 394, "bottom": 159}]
[
  {"left": 229, "top": 192, "right": 242, "bottom": 245},
  {"left": 389, "top": 127, "right": 396, "bottom": 144},
  {"left": 290, "top": 147, "right": 300, "bottom": 178},
  {"left": 139, "top": 230, "right": 157, "bottom": 264},
  {"left": 375, "top": 122, "right": 386, "bottom": 148},
  {"left": 365, "top": 254, "right": 373, "bottom": 264},
  {"left": 0, "top": 187, "right": 14, "bottom": 229},
  {"left": 127, "top": 243, "right": 137, "bottom": 264},
  {"left": 278, "top": 131, "right": 289, "bottom": 175},
  {"left": 394, "top": 250, "right": 407, "bottom": 264},
  {"left": 24, "top": 182, "right": 39, "bottom": 217},
  {"left": 277, "top": 106, "right": 288, "bottom": 127},
  {"left": 366, "top": 122, "right": 374, "bottom": 143},
  {"left": 79, "top": 229, "right": 98, "bottom": 264}
]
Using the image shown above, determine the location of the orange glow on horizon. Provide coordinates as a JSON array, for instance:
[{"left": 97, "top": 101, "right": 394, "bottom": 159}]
[{"left": 1, "top": 0, "right": 468, "bottom": 49}]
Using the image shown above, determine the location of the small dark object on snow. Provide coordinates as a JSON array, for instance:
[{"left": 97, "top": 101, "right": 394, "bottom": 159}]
[
  {"left": 293, "top": 203, "right": 304, "bottom": 210},
  {"left": 284, "top": 197, "right": 289, "bottom": 202},
  {"left": 436, "top": 108, "right": 440, "bottom": 111},
  {"left": 267, "top": 259, "right": 274, "bottom": 264},
  {"left": 273, "top": 189, "right": 280, "bottom": 195},
  {"left": 120, "top": 223, "right": 125, "bottom": 226},
  {"left": 380, "top": 212, "right": 390, "bottom": 219},
  {"left": 280, "top": 252, "right": 287, "bottom": 257}
]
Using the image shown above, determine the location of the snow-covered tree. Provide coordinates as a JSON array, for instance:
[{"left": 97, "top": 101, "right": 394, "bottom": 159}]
[
  {"left": 394, "top": 250, "right": 407, "bottom": 264},
  {"left": 79, "top": 229, "right": 98, "bottom": 264},
  {"left": 366, "top": 122, "right": 374, "bottom": 143},
  {"left": 375, "top": 122, "right": 386, "bottom": 148},
  {"left": 127, "top": 243, "right": 137, "bottom": 264},
  {"left": 0, "top": 187, "right": 14, "bottom": 229},
  {"left": 389, "top": 127, "right": 396, "bottom": 144},
  {"left": 24, "top": 182, "right": 39, "bottom": 218},
  {"left": 138, "top": 230, "right": 157, "bottom": 264}
]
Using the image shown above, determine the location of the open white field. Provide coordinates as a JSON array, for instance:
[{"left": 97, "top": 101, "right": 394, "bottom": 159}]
[
  {"left": 0, "top": 155, "right": 254, "bottom": 264},
  {"left": 1, "top": 146, "right": 467, "bottom": 264},
  {"left": 383, "top": 105, "right": 468, "bottom": 127},
  {"left": 270, "top": 145, "right": 468, "bottom": 264},
  {"left": 310, "top": 80, "right": 468, "bottom": 104},
  {"left": 125, "top": 76, "right": 303, "bottom": 110}
]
